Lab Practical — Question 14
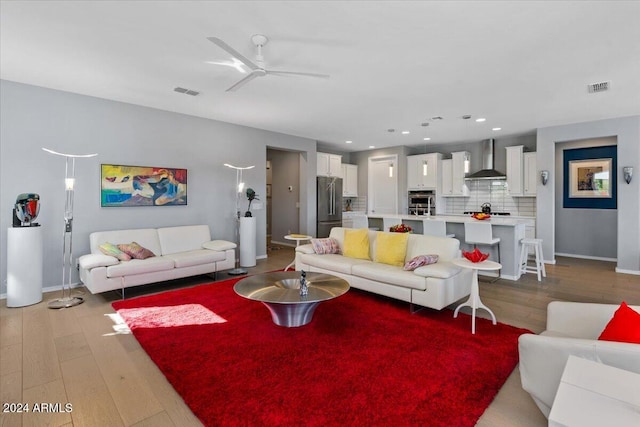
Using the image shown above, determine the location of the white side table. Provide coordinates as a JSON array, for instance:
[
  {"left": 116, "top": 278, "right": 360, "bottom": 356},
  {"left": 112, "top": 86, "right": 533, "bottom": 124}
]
[
  {"left": 452, "top": 258, "right": 501, "bottom": 334},
  {"left": 549, "top": 355, "right": 640, "bottom": 427},
  {"left": 283, "top": 234, "right": 312, "bottom": 271}
]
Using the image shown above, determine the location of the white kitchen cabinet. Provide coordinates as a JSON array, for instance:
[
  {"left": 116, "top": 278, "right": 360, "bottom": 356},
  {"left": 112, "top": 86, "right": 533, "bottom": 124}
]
[
  {"left": 523, "top": 152, "right": 537, "bottom": 196},
  {"left": 317, "top": 152, "right": 342, "bottom": 177},
  {"left": 407, "top": 153, "right": 441, "bottom": 190},
  {"left": 342, "top": 163, "right": 358, "bottom": 197},
  {"left": 506, "top": 145, "right": 524, "bottom": 196},
  {"left": 441, "top": 152, "right": 469, "bottom": 197}
]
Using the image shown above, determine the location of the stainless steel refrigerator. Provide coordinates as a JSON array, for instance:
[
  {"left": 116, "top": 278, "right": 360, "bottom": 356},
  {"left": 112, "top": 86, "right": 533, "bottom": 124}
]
[{"left": 317, "top": 176, "right": 343, "bottom": 238}]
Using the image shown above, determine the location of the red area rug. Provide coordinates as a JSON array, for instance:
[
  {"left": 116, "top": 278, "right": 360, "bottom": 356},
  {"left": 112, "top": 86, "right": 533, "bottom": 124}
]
[{"left": 112, "top": 276, "right": 530, "bottom": 426}]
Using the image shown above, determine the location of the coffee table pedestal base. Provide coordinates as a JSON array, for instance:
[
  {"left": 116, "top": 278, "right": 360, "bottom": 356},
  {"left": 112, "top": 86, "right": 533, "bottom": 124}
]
[{"left": 262, "top": 301, "right": 321, "bottom": 327}]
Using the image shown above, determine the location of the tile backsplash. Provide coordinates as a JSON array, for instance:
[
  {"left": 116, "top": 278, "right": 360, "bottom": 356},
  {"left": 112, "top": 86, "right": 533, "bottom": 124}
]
[
  {"left": 343, "top": 196, "right": 367, "bottom": 212},
  {"left": 443, "top": 180, "right": 536, "bottom": 217}
]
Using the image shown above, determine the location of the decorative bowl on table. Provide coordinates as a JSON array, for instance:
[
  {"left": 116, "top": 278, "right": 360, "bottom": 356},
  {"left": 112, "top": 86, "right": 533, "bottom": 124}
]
[
  {"left": 471, "top": 213, "right": 491, "bottom": 220},
  {"left": 389, "top": 224, "right": 412, "bottom": 233},
  {"left": 462, "top": 248, "right": 490, "bottom": 263}
]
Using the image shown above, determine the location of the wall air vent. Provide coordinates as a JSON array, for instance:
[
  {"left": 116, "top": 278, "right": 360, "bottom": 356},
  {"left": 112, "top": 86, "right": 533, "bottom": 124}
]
[
  {"left": 587, "top": 81, "right": 611, "bottom": 93},
  {"left": 174, "top": 87, "right": 200, "bottom": 96}
]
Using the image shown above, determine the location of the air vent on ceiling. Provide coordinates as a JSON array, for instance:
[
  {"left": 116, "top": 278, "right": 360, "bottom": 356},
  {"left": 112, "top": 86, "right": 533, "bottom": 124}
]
[
  {"left": 587, "top": 81, "right": 611, "bottom": 93},
  {"left": 174, "top": 87, "right": 200, "bottom": 96}
]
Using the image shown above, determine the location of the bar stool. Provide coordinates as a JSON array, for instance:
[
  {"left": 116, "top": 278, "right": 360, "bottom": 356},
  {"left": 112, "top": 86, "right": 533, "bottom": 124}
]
[
  {"left": 519, "top": 238, "right": 546, "bottom": 281},
  {"left": 351, "top": 215, "right": 369, "bottom": 229},
  {"left": 422, "top": 219, "right": 455, "bottom": 238},
  {"left": 464, "top": 222, "right": 501, "bottom": 281}
]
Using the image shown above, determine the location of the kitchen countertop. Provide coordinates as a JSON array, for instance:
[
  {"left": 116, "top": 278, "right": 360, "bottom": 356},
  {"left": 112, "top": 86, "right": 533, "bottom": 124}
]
[{"left": 367, "top": 213, "right": 530, "bottom": 227}]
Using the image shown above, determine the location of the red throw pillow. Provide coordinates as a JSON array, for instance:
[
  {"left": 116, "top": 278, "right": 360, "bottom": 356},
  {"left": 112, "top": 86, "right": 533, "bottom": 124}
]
[{"left": 598, "top": 301, "right": 640, "bottom": 344}]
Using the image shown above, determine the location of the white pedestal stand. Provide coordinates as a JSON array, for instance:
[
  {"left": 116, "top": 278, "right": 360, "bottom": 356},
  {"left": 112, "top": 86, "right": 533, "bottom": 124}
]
[
  {"left": 452, "top": 258, "right": 501, "bottom": 334},
  {"left": 7, "top": 227, "right": 43, "bottom": 307},
  {"left": 239, "top": 216, "right": 256, "bottom": 268}
]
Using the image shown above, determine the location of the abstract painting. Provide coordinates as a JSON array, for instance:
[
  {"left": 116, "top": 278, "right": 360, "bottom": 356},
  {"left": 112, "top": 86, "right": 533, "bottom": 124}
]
[{"left": 101, "top": 164, "right": 187, "bottom": 207}]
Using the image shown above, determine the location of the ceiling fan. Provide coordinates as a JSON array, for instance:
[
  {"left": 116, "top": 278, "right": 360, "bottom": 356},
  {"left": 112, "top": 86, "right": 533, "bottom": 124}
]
[{"left": 207, "top": 34, "right": 330, "bottom": 92}]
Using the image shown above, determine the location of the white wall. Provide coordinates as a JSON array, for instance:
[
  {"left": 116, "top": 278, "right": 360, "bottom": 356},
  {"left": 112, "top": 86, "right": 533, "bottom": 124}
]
[
  {"left": 537, "top": 116, "right": 640, "bottom": 274},
  {"left": 0, "top": 80, "right": 317, "bottom": 294}
]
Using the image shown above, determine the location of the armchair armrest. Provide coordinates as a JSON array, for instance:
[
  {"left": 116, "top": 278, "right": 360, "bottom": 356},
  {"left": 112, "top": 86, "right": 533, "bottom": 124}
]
[
  {"left": 295, "top": 243, "right": 315, "bottom": 255},
  {"left": 202, "top": 240, "right": 236, "bottom": 251},
  {"left": 78, "top": 253, "right": 119, "bottom": 270}
]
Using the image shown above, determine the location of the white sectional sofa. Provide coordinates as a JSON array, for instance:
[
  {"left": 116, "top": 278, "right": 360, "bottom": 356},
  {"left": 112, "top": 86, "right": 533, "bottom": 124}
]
[
  {"left": 295, "top": 227, "right": 473, "bottom": 311},
  {"left": 79, "top": 225, "right": 235, "bottom": 294}
]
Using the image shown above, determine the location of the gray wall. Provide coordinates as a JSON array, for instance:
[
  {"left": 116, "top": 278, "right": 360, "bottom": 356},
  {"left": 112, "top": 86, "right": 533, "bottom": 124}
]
[
  {"left": 267, "top": 149, "right": 301, "bottom": 244},
  {"left": 0, "top": 80, "right": 317, "bottom": 294},
  {"left": 537, "top": 116, "right": 640, "bottom": 274},
  {"left": 554, "top": 137, "right": 617, "bottom": 258}
]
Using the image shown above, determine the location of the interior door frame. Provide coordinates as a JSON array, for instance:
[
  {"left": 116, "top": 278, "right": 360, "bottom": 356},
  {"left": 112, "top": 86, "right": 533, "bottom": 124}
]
[{"left": 368, "top": 154, "right": 398, "bottom": 215}]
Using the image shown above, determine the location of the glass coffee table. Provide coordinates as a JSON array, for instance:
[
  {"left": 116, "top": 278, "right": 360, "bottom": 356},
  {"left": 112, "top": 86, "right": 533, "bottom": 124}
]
[{"left": 234, "top": 271, "right": 349, "bottom": 327}]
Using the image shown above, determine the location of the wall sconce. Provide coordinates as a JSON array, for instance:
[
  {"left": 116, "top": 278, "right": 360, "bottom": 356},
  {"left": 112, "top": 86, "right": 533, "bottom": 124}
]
[
  {"left": 623, "top": 166, "right": 633, "bottom": 184},
  {"left": 540, "top": 170, "right": 549, "bottom": 186},
  {"left": 422, "top": 160, "right": 428, "bottom": 176},
  {"left": 389, "top": 162, "right": 394, "bottom": 178}
]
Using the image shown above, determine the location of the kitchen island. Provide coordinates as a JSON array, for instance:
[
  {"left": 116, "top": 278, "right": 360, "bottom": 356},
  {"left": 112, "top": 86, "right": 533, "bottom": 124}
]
[{"left": 367, "top": 214, "right": 527, "bottom": 280}]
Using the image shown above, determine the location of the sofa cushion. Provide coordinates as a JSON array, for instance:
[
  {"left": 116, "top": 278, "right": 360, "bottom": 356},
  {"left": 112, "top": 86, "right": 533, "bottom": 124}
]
[
  {"left": 598, "top": 302, "right": 640, "bottom": 344},
  {"left": 202, "top": 240, "right": 237, "bottom": 251},
  {"left": 403, "top": 254, "right": 439, "bottom": 271},
  {"left": 406, "top": 234, "right": 459, "bottom": 262},
  {"left": 375, "top": 232, "right": 409, "bottom": 267},
  {"left": 90, "top": 228, "right": 162, "bottom": 256},
  {"left": 352, "top": 263, "right": 427, "bottom": 291},
  {"left": 343, "top": 228, "right": 370, "bottom": 260},
  {"left": 413, "top": 261, "right": 462, "bottom": 279},
  {"left": 311, "top": 238, "right": 341, "bottom": 254},
  {"left": 99, "top": 242, "right": 132, "bottom": 261},
  {"left": 299, "top": 253, "right": 371, "bottom": 275},
  {"left": 158, "top": 225, "right": 211, "bottom": 255},
  {"left": 163, "top": 249, "right": 226, "bottom": 268},
  {"left": 106, "top": 257, "right": 175, "bottom": 278}
]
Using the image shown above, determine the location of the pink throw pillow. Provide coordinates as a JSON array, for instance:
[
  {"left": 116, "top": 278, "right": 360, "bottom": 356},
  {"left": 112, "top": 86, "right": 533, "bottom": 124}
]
[
  {"left": 310, "top": 238, "right": 340, "bottom": 255},
  {"left": 118, "top": 242, "right": 155, "bottom": 260},
  {"left": 403, "top": 254, "right": 439, "bottom": 271}
]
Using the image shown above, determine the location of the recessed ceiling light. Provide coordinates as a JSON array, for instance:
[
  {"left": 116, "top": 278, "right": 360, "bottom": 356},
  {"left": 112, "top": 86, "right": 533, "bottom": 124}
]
[
  {"left": 369, "top": 145, "right": 375, "bottom": 149},
  {"left": 492, "top": 127, "right": 502, "bottom": 131},
  {"left": 401, "top": 131, "right": 410, "bottom": 135},
  {"left": 345, "top": 140, "right": 353, "bottom": 144},
  {"left": 475, "top": 118, "right": 486, "bottom": 122},
  {"left": 423, "top": 137, "right": 431, "bottom": 141}
]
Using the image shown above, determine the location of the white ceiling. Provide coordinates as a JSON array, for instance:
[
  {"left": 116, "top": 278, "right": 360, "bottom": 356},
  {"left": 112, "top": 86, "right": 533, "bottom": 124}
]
[{"left": 2, "top": 1, "right": 639, "bottom": 152}]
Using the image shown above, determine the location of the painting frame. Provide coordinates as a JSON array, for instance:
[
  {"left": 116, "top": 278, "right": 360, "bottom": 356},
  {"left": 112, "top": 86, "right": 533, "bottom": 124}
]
[
  {"left": 101, "top": 164, "right": 188, "bottom": 207},
  {"left": 568, "top": 158, "right": 612, "bottom": 199},
  {"left": 563, "top": 145, "right": 617, "bottom": 209}
]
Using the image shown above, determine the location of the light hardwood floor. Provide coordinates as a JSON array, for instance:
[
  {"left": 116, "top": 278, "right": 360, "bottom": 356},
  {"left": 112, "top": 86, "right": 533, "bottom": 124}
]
[{"left": 2, "top": 247, "right": 639, "bottom": 427}]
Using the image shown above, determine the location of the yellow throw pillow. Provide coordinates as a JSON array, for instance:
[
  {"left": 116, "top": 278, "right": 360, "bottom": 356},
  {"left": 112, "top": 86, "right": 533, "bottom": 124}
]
[
  {"left": 343, "top": 228, "right": 371, "bottom": 260},
  {"left": 375, "top": 232, "right": 409, "bottom": 267}
]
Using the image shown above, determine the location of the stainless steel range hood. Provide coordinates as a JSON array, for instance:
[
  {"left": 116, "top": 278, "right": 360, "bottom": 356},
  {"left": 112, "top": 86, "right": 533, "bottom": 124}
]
[{"left": 465, "top": 139, "right": 506, "bottom": 180}]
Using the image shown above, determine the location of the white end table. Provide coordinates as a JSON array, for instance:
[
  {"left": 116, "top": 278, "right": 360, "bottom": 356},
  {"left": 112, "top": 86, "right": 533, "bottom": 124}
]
[
  {"left": 452, "top": 258, "right": 501, "bottom": 334},
  {"left": 283, "top": 234, "right": 312, "bottom": 271},
  {"left": 549, "top": 355, "right": 640, "bottom": 427}
]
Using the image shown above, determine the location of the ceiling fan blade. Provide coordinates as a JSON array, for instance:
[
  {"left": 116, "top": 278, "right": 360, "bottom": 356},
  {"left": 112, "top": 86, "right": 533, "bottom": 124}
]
[
  {"left": 207, "top": 37, "right": 258, "bottom": 71},
  {"left": 226, "top": 72, "right": 259, "bottom": 92},
  {"left": 266, "top": 70, "right": 330, "bottom": 79}
]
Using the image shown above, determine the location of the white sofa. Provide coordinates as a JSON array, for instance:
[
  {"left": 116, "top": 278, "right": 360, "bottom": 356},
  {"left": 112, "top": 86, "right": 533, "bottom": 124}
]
[
  {"left": 295, "top": 227, "right": 473, "bottom": 311},
  {"left": 519, "top": 301, "right": 640, "bottom": 418},
  {"left": 79, "top": 225, "right": 236, "bottom": 294}
]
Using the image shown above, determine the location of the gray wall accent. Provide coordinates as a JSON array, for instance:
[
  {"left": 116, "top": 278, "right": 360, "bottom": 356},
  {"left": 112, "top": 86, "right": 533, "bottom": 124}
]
[
  {"left": 554, "top": 137, "right": 618, "bottom": 258},
  {"left": 267, "top": 149, "right": 301, "bottom": 243},
  {"left": 0, "top": 80, "right": 317, "bottom": 294},
  {"left": 537, "top": 116, "right": 640, "bottom": 274}
]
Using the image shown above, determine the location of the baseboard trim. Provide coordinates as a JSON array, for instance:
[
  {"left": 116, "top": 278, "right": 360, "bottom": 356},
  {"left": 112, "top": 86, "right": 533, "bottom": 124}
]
[
  {"left": 615, "top": 267, "right": 640, "bottom": 276},
  {"left": 0, "top": 282, "right": 83, "bottom": 300},
  {"left": 555, "top": 252, "right": 617, "bottom": 262}
]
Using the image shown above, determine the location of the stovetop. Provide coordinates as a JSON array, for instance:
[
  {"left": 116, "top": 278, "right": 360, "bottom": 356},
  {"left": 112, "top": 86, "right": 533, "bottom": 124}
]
[{"left": 464, "top": 211, "right": 511, "bottom": 216}]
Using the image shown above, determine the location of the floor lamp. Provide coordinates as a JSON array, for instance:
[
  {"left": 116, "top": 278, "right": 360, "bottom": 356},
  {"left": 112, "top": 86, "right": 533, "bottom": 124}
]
[
  {"left": 43, "top": 147, "right": 98, "bottom": 309},
  {"left": 224, "top": 163, "right": 255, "bottom": 276}
]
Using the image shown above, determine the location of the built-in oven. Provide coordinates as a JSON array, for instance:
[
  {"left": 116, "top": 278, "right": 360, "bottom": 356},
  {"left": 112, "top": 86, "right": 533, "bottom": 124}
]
[{"left": 408, "top": 190, "right": 435, "bottom": 216}]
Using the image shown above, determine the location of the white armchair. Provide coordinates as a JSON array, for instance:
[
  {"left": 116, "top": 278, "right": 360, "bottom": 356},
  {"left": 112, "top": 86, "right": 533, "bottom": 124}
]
[{"left": 518, "top": 301, "right": 640, "bottom": 418}]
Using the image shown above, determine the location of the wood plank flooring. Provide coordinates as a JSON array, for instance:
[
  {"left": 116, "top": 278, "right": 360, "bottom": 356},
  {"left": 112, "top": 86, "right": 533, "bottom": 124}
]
[{"left": 1, "top": 245, "right": 639, "bottom": 427}]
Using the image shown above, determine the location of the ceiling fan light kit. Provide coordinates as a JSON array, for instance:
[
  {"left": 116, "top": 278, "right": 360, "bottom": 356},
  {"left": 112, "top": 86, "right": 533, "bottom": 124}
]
[{"left": 208, "top": 34, "right": 330, "bottom": 92}]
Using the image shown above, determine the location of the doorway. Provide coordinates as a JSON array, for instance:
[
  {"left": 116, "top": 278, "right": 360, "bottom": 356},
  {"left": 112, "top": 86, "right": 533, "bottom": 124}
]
[
  {"left": 266, "top": 148, "right": 301, "bottom": 247},
  {"left": 368, "top": 155, "right": 398, "bottom": 214}
]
